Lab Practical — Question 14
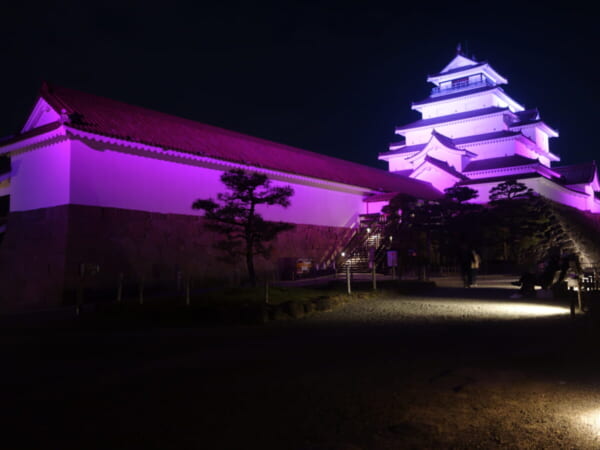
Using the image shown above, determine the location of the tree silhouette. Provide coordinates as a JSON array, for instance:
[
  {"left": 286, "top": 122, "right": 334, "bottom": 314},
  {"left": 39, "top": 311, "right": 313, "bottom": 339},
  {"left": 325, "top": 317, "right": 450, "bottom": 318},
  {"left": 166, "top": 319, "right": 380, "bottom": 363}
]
[
  {"left": 443, "top": 186, "right": 479, "bottom": 204},
  {"left": 193, "top": 169, "right": 294, "bottom": 286},
  {"left": 485, "top": 180, "right": 548, "bottom": 264},
  {"left": 489, "top": 180, "right": 535, "bottom": 202}
]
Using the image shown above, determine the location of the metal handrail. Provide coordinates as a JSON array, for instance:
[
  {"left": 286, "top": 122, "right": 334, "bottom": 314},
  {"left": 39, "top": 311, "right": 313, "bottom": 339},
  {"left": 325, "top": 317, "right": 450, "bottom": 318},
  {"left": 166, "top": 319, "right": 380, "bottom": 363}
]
[{"left": 431, "top": 79, "right": 495, "bottom": 97}]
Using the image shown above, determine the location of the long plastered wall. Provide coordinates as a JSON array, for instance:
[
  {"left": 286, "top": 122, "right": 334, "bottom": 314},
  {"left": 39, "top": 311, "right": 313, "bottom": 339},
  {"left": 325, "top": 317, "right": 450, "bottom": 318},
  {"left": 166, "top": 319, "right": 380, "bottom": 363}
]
[{"left": 10, "top": 138, "right": 367, "bottom": 228}]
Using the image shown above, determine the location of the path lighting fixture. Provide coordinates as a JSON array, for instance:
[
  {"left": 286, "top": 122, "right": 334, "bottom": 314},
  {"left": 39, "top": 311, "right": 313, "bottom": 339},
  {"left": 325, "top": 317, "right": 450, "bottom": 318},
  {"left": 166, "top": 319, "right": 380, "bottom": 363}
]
[
  {"left": 367, "top": 227, "right": 371, "bottom": 233},
  {"left": 341, "top": 252, "right": 345, "bottom": 257}
]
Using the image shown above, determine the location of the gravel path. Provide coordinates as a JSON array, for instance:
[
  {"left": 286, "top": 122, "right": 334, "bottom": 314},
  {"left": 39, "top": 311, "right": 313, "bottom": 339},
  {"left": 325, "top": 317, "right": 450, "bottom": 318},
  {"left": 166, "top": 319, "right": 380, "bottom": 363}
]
[
  {"left": 3, "top": 275, "right": 600, "bottom": 449},
  {"left": 304, "top": 295, "right": 570, "bottom": 324},
  {"left": 276, "top": 275, "right": 572, "bottom": 328}
]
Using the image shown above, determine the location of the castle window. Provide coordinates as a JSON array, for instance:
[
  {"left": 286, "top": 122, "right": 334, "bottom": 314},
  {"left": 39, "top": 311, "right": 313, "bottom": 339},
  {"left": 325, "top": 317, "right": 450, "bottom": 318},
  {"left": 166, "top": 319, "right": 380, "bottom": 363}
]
[{"left": 452, "top": 77, "right": 469, "bottom": 89}]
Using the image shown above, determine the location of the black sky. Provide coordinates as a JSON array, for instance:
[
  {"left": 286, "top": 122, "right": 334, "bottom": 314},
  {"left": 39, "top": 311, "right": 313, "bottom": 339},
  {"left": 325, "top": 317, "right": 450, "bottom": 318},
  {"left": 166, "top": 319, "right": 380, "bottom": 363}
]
[{"left": 1, "top": 1, "right": 597, "bottom": 169}]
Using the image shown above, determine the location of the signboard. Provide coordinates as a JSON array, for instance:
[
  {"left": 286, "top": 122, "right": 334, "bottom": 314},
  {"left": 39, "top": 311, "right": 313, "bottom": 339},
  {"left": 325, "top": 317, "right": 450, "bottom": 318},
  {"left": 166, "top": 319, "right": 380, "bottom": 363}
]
[
  {"left": 387, "top": 250, "right": 398, "bottom": 268},
  {"left": 80, "top": 262, "right": 100, "bottom": 277},
  {"left": 296, "top": 258, "right": 312, "bottom": 275}
]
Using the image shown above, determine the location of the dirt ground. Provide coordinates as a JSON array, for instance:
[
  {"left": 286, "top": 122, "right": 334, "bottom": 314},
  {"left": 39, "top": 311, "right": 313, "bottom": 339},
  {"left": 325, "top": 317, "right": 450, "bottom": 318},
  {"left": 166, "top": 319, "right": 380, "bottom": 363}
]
[{"left": 2, "top": 275, "right": 600, "bottom": 449}]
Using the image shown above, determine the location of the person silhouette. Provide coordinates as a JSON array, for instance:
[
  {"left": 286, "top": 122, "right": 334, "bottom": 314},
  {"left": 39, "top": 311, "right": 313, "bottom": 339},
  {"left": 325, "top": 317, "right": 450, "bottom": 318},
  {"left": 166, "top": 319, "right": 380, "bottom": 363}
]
[{"left": 469, "top": 249, "right": 481, "bottom": 287}]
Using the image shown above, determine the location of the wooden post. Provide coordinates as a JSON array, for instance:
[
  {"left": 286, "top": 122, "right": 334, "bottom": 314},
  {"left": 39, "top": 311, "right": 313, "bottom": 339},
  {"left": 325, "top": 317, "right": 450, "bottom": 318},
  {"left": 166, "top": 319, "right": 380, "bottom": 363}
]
[
  {"left": 372, "top": 264, "right": 377, "bottom": 291},
  {"left": 577, "top": 277, "right": 583, "bottom": 313},
  {"left": 139, "top": 277, "right": 144, "bottom": 305},
  {"left": 76, "top": 264, "right": 84, "bottom": 316},
  {"left": 346, "top": 265, "right": 351, "bottom": 295},
  {"left": 76, "top": 282, "right": 83, "bottom": 316},
  {"left": 116, "top": 272, "right": 123, "bottom": 303},
  {"left": 185, "top": 277, "right": 191, "bottom": 306},
  {"left": 265, "top": 279, "right": 270, "bottom": 304}
]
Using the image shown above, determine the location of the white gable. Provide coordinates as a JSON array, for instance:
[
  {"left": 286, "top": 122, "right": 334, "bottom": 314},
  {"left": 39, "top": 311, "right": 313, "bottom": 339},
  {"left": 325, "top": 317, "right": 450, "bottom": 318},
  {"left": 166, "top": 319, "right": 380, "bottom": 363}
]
[
  {"left": 440, "top": 54, "right": 478, "bottom": 73},
  {"left": 405, "top": 132, "right": 474, "bottom": 172},
  {"left": 409, "top": 160, "right": 461, "bottom": 192},
  {"left": 21, "top": 97, "right": 61, "bottom": 133}
]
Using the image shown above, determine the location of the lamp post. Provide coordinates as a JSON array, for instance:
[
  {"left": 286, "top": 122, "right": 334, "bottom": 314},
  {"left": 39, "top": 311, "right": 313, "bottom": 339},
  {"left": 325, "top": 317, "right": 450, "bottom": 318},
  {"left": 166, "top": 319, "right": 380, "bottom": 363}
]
[{"left": 342, "top": 252, "right": 351, "bottom": 295}]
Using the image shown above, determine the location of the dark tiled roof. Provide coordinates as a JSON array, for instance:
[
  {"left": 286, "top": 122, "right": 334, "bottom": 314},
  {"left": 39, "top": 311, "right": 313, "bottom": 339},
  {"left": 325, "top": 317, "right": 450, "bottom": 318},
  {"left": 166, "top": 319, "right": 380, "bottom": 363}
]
[
  {"left": 396, "top": 106, "right": 508, "bottom": 131},
  {"left": 428, "top": 62, "right": 487, "bottom": 78},
  {"left": 430, "top": 130, "right": 461, "bottom": 150},
  {"left": 553, "top": 162, "right": 598, "bottom": 185},
  {"left": 457, "top": 173, "right": 543, "bottom": 186},
  {"left": 453, "top": 130, "right": 521, "bottom": 145},
  {"left": 508, "top": 109, "right": 543, "bottom": 127},
  {"left": 381, "top": 130, "right": 517, "bottom": 158},
  {"left": 510, "top": 119, "right": 543, "bottom": 128},
  {"left": 384, "top": 143, "right": 427, "bottom": 156},
  {"left": 514, "top": 109, "right": 540, "bottom": 123},
  {"left": 412, "top": 85, "right": 498, "bottom": 106},
  {"left": 30, "top": 82, "right": 440, "bottom": 199},
  {"left": 0, "top": 121, "right": 63, "bottom": 146},
  {"left": 464, "top": 155, "right": 537, "bottom": 172},
  {"left": 364, "top": 192, "right": 401, "bottom": 203},
  {"left": 393, "top": 169, "right": 415, "bottom": 177}
]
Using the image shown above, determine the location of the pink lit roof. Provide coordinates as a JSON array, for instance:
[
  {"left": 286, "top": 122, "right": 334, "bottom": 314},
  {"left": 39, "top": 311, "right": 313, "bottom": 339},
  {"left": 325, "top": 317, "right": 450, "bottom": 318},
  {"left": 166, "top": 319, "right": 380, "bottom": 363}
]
[
  {"left": 412, "top": 85, "right": 497, "bottom": 106},
  {"left": 553, "top": 161, "right": 598, "bottom": 185},
  {"left": 457, "top": 173, "right": 543, "bottom": 186},
  {"left": 383, "top": 130, "right": 520, "bottom": 157},
  {"left": 464, "top": 155, "right": 537, "bottom": 172},
  {"left": 364, "top": 192, "right": 400, "bottom": 203},
  {"left": 427, "top": 62, "right": 487, "bottom": 78},
  {"left": 395, "top": 106, "right": 508, "bottom": 131},
  {"left": 33, "top": 82, "right": 440, "bottom": 199}
]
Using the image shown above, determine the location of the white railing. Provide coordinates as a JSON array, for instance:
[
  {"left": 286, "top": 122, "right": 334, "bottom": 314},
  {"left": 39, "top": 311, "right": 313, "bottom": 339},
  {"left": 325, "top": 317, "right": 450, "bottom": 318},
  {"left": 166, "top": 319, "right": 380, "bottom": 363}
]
[{"left": 431, "top": 79, "right": 495, "bottom": 97}]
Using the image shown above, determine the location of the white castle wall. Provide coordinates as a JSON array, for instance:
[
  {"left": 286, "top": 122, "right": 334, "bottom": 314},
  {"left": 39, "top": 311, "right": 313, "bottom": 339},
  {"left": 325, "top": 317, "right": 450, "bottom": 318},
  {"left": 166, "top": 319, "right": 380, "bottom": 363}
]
[
  {"left": 418, "top": 92, "right": 510, "bottom": 119},
  {"left": 469, "top": 177, "right": 598, "bottom": 212},
  {"left": 411, "top": 167, "right": 458, "bottom": 192},
  {"left": 10, "top": 142, "right": 71, "bottom": 211},
  {"left": 388, "top": 155, "right": 416, "bottom": 172},
  {"left": 536, "top": 128, "right": 549, "bottom": 152},
  {"left": 11, "top": 139, "right": 367, "bottom": 228},
  {"left": 402, "top": 114, "right": 508, "bottom": 145}
]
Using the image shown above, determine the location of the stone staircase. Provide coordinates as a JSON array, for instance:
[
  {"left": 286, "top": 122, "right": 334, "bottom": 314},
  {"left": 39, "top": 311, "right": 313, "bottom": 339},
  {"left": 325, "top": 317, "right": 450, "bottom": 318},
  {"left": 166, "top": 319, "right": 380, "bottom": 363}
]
[{"left": 337, "top": 215, "right": 391, "bottom": 274}]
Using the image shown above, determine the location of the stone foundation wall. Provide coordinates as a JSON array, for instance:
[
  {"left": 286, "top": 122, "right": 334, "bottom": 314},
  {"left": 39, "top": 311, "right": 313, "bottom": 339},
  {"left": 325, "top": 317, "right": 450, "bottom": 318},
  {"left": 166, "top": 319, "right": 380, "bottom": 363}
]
[
  {"left": 0, "top": 206, "right": 69, "bottom": 311},
  {"left": 0, "top": 204, "right": 353, "bottom": 311}
]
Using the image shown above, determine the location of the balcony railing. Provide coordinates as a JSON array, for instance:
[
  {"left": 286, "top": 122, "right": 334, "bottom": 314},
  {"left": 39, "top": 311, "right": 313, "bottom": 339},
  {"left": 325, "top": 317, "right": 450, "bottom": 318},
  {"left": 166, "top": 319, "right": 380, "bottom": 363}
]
[{"left": 430, "top": 78, "right": 495, "bottom": 97}]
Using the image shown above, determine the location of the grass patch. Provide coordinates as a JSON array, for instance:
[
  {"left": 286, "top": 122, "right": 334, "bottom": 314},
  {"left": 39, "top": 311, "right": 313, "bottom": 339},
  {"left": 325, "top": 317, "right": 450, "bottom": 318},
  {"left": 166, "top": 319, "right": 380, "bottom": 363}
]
[{"left": 3, "top": 279, "right": 437, "bottom": 331}]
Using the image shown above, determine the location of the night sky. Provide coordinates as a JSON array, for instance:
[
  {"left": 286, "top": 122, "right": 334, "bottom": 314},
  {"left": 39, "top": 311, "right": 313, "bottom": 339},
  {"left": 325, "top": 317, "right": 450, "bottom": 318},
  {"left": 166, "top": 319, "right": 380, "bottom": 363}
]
[{"left": 1, "top": 2, "right": 597, "bottom": 169}]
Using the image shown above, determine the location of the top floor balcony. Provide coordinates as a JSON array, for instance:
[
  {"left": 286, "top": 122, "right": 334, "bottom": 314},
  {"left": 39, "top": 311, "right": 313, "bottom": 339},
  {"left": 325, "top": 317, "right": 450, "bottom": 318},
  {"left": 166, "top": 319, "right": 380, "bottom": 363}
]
[{"left": 430, "top": 77, "right": 495, "bottom": 97}]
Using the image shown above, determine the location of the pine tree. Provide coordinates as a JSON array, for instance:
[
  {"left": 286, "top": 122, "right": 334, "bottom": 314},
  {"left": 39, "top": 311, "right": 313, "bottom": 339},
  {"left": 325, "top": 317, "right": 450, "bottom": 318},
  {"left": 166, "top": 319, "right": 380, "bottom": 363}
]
[
  {"left": 193, "top": 169, "right": 294, "bottom": 286},
  {"left": 489, "top": 180, "right": 535, "bottom": 202}
]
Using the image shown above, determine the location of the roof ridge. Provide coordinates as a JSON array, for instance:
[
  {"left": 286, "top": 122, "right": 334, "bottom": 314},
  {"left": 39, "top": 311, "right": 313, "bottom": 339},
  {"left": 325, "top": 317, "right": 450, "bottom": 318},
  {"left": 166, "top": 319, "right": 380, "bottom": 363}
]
[
  {"left": 41, "top": 82, "right": 378, "bottom": 165},
  {"left": 396, "top": 106, "right": 508, "bottom": 132},
  {"left": 428, "top": 61, "right": 488, "bottom": 78}
]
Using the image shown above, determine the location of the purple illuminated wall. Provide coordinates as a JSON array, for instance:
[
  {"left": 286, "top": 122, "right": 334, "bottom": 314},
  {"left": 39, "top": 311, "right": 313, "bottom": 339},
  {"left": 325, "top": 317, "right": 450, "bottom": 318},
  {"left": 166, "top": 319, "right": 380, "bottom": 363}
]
[{"left": 11, "top": 138, "right": 368, "bottom": 228}]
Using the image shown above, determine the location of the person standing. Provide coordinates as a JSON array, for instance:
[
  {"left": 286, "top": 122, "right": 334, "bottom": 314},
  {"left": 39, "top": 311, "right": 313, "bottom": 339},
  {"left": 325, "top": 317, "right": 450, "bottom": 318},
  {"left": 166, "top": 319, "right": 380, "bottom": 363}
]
[
  {"left": 459, "top": 245, "right": 471, "bottom": 287},
  {"left": 470, "top": 249, "right": 481, "bottom": 287}
]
